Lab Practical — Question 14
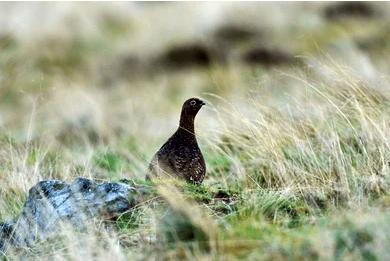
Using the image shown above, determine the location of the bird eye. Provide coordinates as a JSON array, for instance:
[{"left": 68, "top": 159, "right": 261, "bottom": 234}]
[{"left": 190, "top": 100, "right": 196, "bottom": 106}]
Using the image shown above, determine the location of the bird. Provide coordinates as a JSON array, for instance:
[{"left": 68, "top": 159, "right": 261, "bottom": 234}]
[{"left": 147, "top": 97, "right": 206, "bottom": 184}]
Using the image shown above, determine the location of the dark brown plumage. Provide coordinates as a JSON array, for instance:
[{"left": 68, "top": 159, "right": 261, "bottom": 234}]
[{"left": 147, "top": 98, "right": 206, "bottom": 184}]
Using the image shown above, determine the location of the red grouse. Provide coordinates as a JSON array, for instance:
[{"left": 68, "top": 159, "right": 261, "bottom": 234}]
[{"left": 147, "top": 98, "right": 206, "bottom": 184}]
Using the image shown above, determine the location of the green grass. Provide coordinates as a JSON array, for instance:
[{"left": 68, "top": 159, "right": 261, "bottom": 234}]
[{"left": 0, "top": 2, "right": 390, "bottom": 260}]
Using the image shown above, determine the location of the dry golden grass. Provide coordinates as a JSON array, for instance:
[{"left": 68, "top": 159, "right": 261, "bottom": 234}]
[{"left": 1, "top": 2, "right": 390, "bottom": 260}]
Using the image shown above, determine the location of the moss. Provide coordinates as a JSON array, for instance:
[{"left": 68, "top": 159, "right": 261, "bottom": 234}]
[{"left": 182, "top": 183, "right": 213, "bottom": 203}]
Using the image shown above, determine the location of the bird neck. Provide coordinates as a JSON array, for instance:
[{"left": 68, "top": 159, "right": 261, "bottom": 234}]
[{"left": 179, "top": 111, "right": 195, "bottom": 136}]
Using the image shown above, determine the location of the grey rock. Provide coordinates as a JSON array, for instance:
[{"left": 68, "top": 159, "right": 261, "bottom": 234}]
[{"left": 0, "top": 177, "right": 140, "bottom": 254}]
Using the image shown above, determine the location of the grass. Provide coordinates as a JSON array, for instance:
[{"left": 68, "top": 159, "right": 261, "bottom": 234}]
[{"left": 1, "top": 2, "right": 390, "bottom": 260}]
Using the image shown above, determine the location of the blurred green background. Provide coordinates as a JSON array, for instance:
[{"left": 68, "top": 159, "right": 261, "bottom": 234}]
[{"left": 0, "top": 2, "right": 390, "bottom": 260}]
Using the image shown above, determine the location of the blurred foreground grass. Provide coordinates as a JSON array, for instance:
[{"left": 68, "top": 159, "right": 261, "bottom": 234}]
[{"left": 0, "top": 2, "right": 389, "bottom": 260}]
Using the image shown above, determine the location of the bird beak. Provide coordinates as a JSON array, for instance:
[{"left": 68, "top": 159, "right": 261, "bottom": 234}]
[{"left": 201, "top": 101, "right": 206, "bottom": 106}]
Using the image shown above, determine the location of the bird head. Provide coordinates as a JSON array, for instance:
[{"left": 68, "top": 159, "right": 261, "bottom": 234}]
[{"left": 182, "top": 97, "right": 206, "bottom": 117}]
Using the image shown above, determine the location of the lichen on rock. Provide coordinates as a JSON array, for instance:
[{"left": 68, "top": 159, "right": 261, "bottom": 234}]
[{"left": 0, "top": 177, "right": 141, "bottom": 254}]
